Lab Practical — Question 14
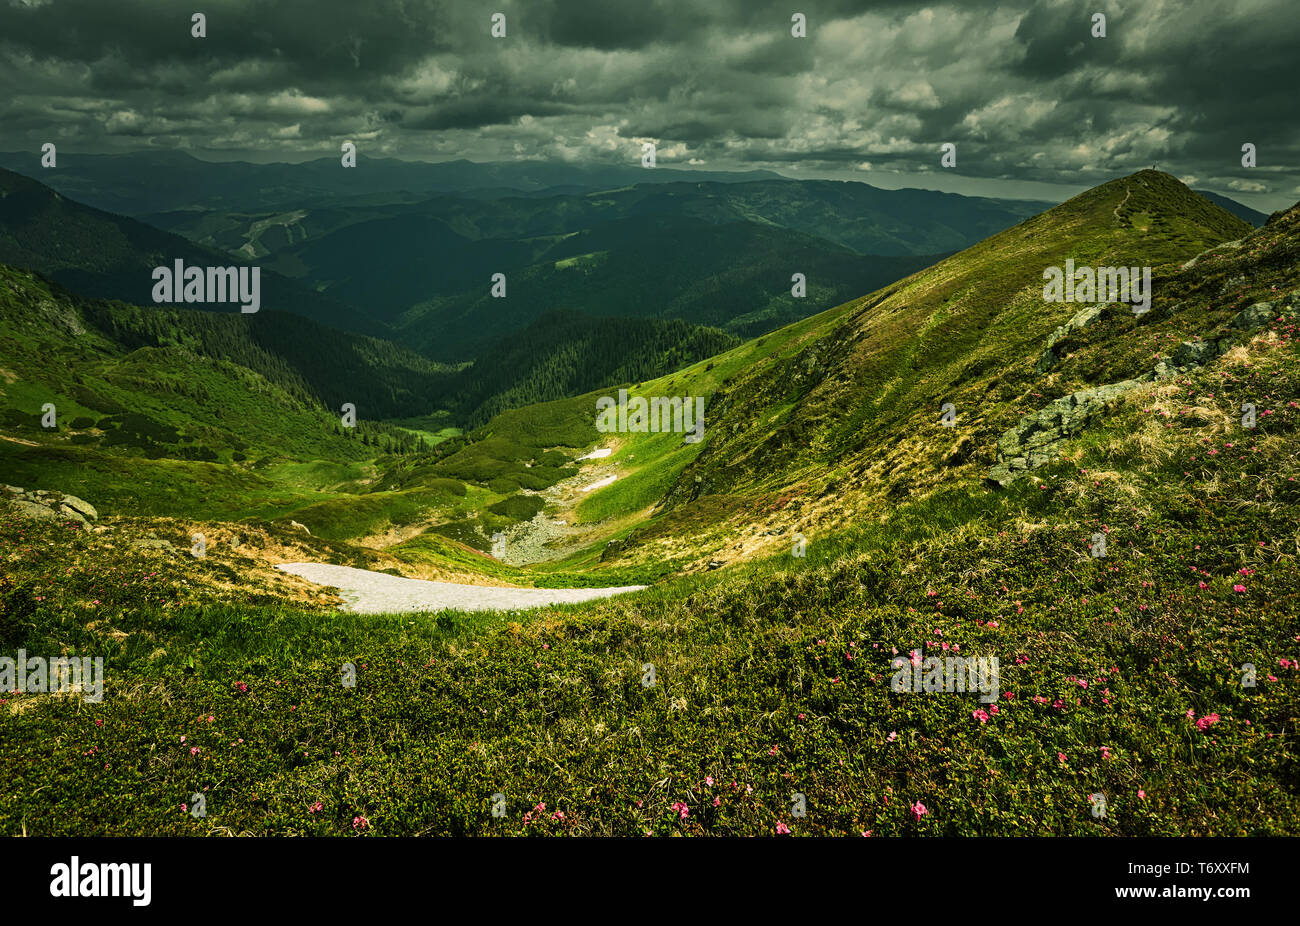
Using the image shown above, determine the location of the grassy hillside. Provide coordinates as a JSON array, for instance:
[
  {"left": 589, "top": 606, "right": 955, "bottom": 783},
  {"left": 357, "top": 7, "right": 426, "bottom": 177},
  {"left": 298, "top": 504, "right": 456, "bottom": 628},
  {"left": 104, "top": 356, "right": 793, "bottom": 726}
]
[
  {"left": 3, "top": 275, "right": 1296, "bottom": 834},
  {"left": 2, "top": 172, "right": 1296, "bottom": 837},
  {"left": 0, "top": 265, "right": 457, "bottom": 528},
  {"left": 550, "top": 171, "right": 1261, "bottom": 572}
]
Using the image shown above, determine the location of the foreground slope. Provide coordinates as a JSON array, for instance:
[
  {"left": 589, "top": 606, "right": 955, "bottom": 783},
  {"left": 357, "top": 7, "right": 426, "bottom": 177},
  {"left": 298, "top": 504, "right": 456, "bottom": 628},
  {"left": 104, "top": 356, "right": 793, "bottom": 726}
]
[{"left": 3, "top": 274, "right": 1296, "bottom": 834}]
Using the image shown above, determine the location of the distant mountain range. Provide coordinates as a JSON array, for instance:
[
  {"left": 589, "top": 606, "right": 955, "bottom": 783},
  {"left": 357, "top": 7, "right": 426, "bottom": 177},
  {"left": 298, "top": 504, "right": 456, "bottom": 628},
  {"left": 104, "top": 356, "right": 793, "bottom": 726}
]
[
  {"left": 0, "top": 167, "right": 364, "bottom": 333},
  {"left": 139, "top": 173, "right": 1061, "bottom": 359},
  {"left": 2, "top": 157, "right": 1060, "bottom": 365},
  {"left": 0, "top": 150, "right": 788, "bottom": 216},
  {"left": 1191, "top": 189, "right": 1270, "bottom": 226}
]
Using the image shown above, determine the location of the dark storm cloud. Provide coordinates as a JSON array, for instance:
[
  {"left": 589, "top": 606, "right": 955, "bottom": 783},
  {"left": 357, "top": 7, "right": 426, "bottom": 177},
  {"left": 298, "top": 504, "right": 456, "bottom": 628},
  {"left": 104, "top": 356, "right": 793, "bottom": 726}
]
[
  {"left": 0, "top": 0, "right": 1296, "bottom": 209},
  {"left": 532, "top": 0, "right": 712, "bottom": 50},
  {"left": 406, "top": 98, "right": 574, "bottom": 131},
  {"left": 1012, "top": 0, "right": 1122, "bottom": 79}
]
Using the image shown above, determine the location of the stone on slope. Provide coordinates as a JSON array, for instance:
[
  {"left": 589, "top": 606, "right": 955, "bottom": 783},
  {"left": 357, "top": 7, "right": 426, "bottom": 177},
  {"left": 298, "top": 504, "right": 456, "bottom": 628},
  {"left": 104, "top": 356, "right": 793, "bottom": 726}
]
[
  {"left": 60, "top": 494, "right": 97, "bottom": 520},
  {"left": 1229, "top": 301, "right": 1276, "bottom": 332},
  {"left": 1035, "top": 304, "right": 1107, "bottom": 373},
  {"left": 58, "top": 504, "right": 90, "bottom": 527},
  {"left": 12, "top": 499, "right": 58, "bottom": 521},
  {"left": 988, "top": 380, "right": 1141, "bottom": 486}
]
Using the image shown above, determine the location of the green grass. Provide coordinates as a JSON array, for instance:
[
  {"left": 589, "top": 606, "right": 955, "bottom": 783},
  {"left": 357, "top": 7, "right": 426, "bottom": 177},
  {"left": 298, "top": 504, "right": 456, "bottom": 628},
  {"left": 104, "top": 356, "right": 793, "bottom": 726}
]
[{"left": 574, "top": 434, "right": 703, "bottom": 523}]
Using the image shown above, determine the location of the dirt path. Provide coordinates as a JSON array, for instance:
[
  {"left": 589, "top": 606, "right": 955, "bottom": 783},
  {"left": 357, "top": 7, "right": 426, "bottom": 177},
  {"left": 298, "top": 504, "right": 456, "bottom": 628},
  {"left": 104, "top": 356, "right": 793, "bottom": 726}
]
[
  {"left": 1113, "top": 184, "right": 1131, "bottom": 223},
  {"left": 274, "top": 562, "right": 644, "bottom": 614}
]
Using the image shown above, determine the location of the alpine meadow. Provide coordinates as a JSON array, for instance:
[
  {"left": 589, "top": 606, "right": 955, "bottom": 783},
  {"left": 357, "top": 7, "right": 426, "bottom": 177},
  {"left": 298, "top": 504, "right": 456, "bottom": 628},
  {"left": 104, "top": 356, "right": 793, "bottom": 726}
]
[{"left": 0, "top": 0, "right": 1297, "bottom": 902}]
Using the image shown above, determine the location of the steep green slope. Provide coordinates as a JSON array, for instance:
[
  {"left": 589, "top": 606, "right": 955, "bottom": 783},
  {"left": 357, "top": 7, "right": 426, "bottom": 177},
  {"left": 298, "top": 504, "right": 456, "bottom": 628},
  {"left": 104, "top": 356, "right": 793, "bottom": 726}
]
[
  {"left": 0, "top": 266, "right": 452, "bottom": 425},
  {"left": 595, "top": 171, "right": 1257, "bottom": 566},
  {"left": 0, "top": 266, "right": 448, "bottom": 522},
  {"left": 674, "top": 172, "right": 1251, "bottom": 495}
]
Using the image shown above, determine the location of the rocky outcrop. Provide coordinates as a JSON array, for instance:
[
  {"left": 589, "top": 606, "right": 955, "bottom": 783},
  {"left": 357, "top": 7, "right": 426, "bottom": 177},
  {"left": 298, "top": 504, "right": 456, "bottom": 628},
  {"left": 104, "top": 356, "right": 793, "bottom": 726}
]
[
  {"left": 1152, "top": 300, "right": 1279, "bottom": 379},
  {"left": 1229, "top": 300, "right": 1278, "bottom": 332},
  {"left": 1034, "top": 304, "right": 1107, "bottom": 373},
  {"left": 1179, "top": 238, "right": 1245, "bottom": 271},
  {"left": 988, "top": 297, "right": 1288, "bottom": 486},
  {"left": 3, "top": 485, "right": 99, "bottom": 528},
  {"left": 987, "top": 380, "right": 1141, "bottom": 485},
  {"left": 61, "top": 494, "right": 98, "bottom": 521}
]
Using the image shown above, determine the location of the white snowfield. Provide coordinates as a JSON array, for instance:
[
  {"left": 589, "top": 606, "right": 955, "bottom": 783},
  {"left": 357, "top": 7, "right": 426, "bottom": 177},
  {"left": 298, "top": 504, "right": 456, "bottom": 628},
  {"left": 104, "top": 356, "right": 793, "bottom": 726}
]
[
  {"left": 275, "top": 562, "right": 645, "bottom": 614},
  {"left": 577, "top": 447, "right": 613, "bottom": 460}
]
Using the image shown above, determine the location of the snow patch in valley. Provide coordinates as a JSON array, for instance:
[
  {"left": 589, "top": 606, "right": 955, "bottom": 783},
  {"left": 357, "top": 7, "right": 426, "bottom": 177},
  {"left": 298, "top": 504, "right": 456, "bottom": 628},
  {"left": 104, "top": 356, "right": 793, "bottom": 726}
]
[{"left": 275, "top": 563, "right": 644, "bottom": 614}]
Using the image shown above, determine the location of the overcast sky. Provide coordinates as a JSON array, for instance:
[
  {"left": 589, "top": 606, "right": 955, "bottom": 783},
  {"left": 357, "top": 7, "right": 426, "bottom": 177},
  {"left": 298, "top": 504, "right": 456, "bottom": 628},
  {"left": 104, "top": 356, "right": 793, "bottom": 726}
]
[{"left": 1, "top": 0, "right": 1296, "bottom": 210}]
